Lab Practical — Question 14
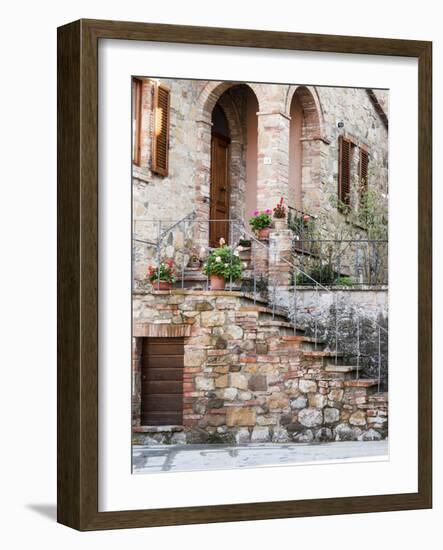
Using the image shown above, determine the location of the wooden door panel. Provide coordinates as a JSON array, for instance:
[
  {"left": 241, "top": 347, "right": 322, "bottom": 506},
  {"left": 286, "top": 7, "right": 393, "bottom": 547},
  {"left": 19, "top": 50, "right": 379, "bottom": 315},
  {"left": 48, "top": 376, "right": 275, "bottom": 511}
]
[
  {"left": 143, "top": 340, "right": 184, "bottom": 356},
  {"left": 143, "top": 381, "right": 183, "bottom": 394},
  {"left": 210, "top": 134, "right": 230, "bottom": 247},
  {"left": 141, "top": 337, "right": 184, "bottom": 426},
  {"left": 142, "top": 394, "right": 183, "bottom": 411},
  {"left": 142, "top": 412, "right": 183, "bottom": 425},
  {"left": 144, "top": 368, "right": 183, "bottom": 381},
  {"left": 142, "top": 355, "right": 184, "bottom": 369}
]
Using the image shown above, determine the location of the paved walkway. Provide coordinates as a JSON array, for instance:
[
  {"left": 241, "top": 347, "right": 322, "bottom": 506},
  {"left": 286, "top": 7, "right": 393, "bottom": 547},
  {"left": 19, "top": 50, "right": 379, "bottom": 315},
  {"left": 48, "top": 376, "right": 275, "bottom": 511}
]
[{"left": 132, "top": 440, "right": 388, "bottom": 474}]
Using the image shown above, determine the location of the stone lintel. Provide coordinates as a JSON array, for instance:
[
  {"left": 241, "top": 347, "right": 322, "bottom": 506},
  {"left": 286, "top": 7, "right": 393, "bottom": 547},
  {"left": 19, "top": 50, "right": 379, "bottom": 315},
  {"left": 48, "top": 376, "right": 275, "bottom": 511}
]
[{"left": 133, "top": 323, "right": 191, "bottom": 338}]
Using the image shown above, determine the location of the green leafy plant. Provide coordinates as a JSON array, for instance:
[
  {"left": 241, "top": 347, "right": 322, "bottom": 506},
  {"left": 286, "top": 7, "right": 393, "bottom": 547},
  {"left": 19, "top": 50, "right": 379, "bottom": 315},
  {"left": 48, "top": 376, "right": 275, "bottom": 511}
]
[
  {"left": 147, "top": 260, "right": 176, "bottom": 283},
  {"left": 336, "top": 276, "right": 354, "bottom": 286},
  {"left": 238, "top": 238, "right": 251, "bottom": 248},
  {"left": 249, "top": 209, "right": 273, "bottom": 231},
  {"left": 241, "top": 275, "right": 268, "bottom": 294},
  {"left": 202, "top": 243, "right": 243, "bottom": 281},
  {"left": 288, "top": 210, "right": 314, "bottom": 238}
]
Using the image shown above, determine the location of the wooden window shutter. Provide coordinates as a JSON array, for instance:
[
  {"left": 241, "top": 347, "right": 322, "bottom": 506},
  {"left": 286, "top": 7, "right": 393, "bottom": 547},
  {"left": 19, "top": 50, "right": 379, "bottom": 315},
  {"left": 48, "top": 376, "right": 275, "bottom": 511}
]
[
  {"left": 132, "top": 78, "right": 143, "bottom": 166},
  {"left": 151, "top": 83, "right": 170, "bottom": 176},
  {"left": 359, "top": 148, "right": 369, "bottom": 194},
  {"left": 338, "top": 136, "right": 351, "bottom": 207}
]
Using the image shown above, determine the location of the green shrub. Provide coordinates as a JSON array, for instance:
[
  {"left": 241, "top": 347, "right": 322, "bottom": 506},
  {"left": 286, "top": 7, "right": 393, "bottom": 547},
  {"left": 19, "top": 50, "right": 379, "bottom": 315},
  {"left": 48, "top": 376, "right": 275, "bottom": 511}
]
[{"left": 202, "top": 245, "right": 243, "bottom": 281}]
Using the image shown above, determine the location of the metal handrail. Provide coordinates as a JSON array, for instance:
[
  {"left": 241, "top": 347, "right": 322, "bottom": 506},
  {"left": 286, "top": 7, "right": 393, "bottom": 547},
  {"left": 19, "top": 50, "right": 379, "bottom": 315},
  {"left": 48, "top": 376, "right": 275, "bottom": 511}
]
[{"left": 133, "top": 215, "right": 388, "bottom": 387}]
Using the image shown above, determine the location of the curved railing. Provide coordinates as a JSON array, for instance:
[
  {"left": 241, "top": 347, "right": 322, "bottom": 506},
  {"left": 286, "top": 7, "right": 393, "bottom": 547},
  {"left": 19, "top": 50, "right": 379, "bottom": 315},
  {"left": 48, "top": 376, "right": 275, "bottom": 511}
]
[{"left": 132, "top": 214, "right": 388, "bottom": 390}]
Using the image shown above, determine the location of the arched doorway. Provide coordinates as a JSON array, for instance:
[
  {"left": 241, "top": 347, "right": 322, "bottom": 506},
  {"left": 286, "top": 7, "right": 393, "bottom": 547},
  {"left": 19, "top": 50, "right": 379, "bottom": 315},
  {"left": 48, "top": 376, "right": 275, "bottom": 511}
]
[
  {"left": 288, "top": 86, "right": 323, "bottom": 213},
  {"left": 288, "top": 93, "right": 304, "bottom": 209},
  {"left": 209, "top": 85, "right": 258, "bottom": 247}
]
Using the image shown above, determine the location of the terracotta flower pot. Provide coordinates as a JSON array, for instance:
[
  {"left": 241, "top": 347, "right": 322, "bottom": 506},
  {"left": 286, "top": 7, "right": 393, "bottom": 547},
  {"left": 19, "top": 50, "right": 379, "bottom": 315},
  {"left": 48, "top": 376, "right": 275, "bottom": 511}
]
[
  {"left": 258, "top": 227, "right": 271, "bottom": 240},
  {"left": 210, "top": 274, "right": 226, "bottom": 290},
  {"left": 154, "top": 280, "right": 172, "bottom": 291}
]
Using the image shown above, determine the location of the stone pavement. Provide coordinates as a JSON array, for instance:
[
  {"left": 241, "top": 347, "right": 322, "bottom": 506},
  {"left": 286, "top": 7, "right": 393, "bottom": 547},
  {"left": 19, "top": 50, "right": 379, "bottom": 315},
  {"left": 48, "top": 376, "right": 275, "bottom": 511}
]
[{"left": 132, "top": 440, "right": 388, "bottom": 474}]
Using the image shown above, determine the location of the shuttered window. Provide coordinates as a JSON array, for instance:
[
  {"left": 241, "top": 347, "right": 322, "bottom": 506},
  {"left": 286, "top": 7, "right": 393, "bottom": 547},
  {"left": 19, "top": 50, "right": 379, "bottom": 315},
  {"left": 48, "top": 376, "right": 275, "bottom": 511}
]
[
  {"left": 141, "top": 337, "right": 184, "bottom": 426},
  {"left": 338, "top": 136, "right": 352, "bottom": 207},
  {"left": 132, "top": 78, "right": 143, "bottom": 166},
  {"left": 151, "top": 83, "right": 170, "bottom": 176},
  {"left": 359, "top": 148, "right": 369, "bottom": 194}
]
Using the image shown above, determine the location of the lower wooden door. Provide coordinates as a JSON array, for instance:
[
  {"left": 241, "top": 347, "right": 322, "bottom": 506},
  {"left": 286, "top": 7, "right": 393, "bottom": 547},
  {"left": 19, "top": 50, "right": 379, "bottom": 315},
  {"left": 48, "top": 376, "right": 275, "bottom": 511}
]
[{"left": 141, "top": 337, "right": 184, "bottom": 426}]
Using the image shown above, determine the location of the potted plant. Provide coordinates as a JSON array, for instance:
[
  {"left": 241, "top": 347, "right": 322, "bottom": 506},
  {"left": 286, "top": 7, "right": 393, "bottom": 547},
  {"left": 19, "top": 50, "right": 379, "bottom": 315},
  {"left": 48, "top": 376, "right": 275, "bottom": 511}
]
[
  {"left": 188, "top": 253, "right": 201, "bottom": 269},
  {"left": 249, "top": 209, "right": 273, "bottom": 239},
  {"left": 147, "top": 260, "right": 176, "bottom": 290},
  {"left": 202, "top": 239, "right": 242, "bottom": 290},
  {"left": 238, "top": 237, "right": 252, "bottom": 248},
  {"left": 273, "top": 197, "right": 287, "bottom": 230}
]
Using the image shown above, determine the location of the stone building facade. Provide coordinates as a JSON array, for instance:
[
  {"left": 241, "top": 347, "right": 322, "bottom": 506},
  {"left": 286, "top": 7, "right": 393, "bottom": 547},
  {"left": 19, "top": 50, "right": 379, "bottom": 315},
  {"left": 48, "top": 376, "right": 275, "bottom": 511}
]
[
  {"left": 131, "top": 78, "right": 389, "bottom": 445},
  {"left": 133, "top": 78, "right": 388, "bottom": 282}
]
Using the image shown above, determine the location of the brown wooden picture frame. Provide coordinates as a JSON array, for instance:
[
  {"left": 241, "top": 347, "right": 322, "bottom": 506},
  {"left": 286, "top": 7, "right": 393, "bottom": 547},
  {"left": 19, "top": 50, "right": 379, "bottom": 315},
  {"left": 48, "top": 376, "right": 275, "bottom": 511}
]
[{"left": 57, "top": 19, "right": 432, "bottom": 531}]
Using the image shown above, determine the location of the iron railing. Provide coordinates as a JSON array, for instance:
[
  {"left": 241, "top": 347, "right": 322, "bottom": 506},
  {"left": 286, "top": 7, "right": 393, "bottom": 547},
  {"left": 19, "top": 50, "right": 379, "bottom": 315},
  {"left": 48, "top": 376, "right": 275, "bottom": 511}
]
[
  {"left": 292, "top": 239, "right": 388, "bottom": 286},
  {"left": 133, "top": 215, "right": 389, "bottom": 390}
]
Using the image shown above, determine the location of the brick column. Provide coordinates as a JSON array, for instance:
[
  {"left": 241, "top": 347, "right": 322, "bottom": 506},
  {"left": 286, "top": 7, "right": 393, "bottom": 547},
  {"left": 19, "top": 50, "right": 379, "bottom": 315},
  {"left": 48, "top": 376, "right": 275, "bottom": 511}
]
[
  {"left": 268, "top": 229, "right": 293, "bottom": 288},
  {"left": 195, "top": 119, "right": 212, "bottom": 248},
  {"left": 256, "top": 111, "right": 290, "bottom": 211}
]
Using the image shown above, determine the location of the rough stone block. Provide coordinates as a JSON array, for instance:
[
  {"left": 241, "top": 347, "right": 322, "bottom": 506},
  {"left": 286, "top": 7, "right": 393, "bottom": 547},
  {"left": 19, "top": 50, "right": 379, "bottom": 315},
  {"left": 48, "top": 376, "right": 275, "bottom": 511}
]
[
  {"left": 195, "top": 376, "right": 215, "bottom": 391},
  {"left": 215, "top": 374, "right": 229, "bottom": 388},
  {"left": 298, "top": 407, "right": 323, "bottom": 427},
  {"left": 230, "top": 372, "right": 248, "bottom": 390},
  {"left": 251, "top": 426, "right": 270, "bottom": 442},
  {"left": 349, "top": 410, "right": 367, "bottom": 426},
  {"left": 299, "top": 379, "right": 318, "bottom": 394},
  {"left": 268, "top": 394, "right": 290, "bottom": 409},
  {"left": 248, "top": 374, "right": 267, "bottom": 391},
  {"left": 323, "top": 407, "right": 340, "bottom": 424},
  {"left": 184, "top": 349, "right": 207, "bottom": 367},
  {"left": 272, "top": 426, "right": 290, "bottom": 443},
  {"left": 226, "top": 407, "right": 256, "bottom": 427},
  {"left": 235, "top": 427, "right": 250, "bottom": 444},
  {"left": 290, "top": 395, "right": 308, "bottom": 409},
  {"left": 201, "top": 311, "right": 226, "bottom": 327},
  {"left": 308, "top": 393, "right": 328, "bottom": 409},
  {"left": 359, "top": 428, "right": 382, "bottom": 441}
]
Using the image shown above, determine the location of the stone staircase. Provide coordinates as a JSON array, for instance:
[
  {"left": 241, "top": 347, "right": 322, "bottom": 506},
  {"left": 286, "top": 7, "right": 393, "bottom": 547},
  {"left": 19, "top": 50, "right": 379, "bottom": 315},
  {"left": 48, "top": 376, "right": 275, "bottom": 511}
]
[{"left": 171, "top": 264, "right": 381, "bottom": 395}]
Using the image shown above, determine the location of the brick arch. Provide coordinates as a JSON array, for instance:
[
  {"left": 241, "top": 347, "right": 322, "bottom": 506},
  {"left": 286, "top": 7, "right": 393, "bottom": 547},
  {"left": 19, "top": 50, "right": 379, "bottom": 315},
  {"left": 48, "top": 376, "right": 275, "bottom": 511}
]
[
  {"left": 194, "top": 83, "right": 260, "bottom": 247},
  {"left": 285, "top": 85, "right": 326, "bottom": 140},
  {"left": 287, "top": 86, "right": 326, "bottom": 213},
  {"left": 215, "top": 93, "right": 243, "bottom": 144},
  {"left": 197, "top": 81, "right": 263, "bottom": 122}
]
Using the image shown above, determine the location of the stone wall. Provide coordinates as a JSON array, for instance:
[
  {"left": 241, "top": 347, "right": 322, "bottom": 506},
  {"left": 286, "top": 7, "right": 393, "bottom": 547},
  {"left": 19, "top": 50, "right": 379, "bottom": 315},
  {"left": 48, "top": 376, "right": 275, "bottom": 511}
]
[
  {"left": 132, "top": 290, "right": 388, "bottom": 445},
  {"left": 276, "top": 286, "right": 389, "bottom": 389}
]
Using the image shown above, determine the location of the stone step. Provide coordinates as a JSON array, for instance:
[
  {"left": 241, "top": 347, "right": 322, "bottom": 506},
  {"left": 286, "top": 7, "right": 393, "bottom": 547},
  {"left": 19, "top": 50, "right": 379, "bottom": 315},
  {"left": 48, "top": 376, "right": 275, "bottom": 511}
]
[
  {"left": 302, "top": 351, "right": 344, "bottom": 358},
  {"left": 258, "top": 320, "right": 296, "bottom": 329},
  {"left": 344, "top": 379, "right": 379, "bottom": 388},
  {"left": 299, "top": 336, "right": 326, "bottom": 345},
  {"left": 324, "top": 365, "right": 358, "bottom": 373},
  {"left": 267, "top": 334, "right": 324, "bottom": 350},
  {"left": 239, "top": 304, "right": 289, "bottom": 320},
  {"left": 258, "top": 322, "right": 305, "bottom": 337}
]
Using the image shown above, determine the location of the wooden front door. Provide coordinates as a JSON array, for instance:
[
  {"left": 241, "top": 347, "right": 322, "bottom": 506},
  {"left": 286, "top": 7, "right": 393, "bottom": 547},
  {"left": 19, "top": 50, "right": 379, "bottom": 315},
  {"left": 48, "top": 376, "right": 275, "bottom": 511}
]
[
  {"left": 141, "top": 337, "right": 184, "bottom": 426},
  {"left": 209, "top": 133, "right": 230, "bottom": 248}
]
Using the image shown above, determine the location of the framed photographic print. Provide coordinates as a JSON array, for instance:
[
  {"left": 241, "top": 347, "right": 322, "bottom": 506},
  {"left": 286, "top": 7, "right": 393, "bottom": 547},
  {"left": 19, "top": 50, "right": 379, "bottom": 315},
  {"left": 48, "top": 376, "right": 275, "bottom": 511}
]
[{"left": 57, "top": 19, "right": 432, "bottom": 530}]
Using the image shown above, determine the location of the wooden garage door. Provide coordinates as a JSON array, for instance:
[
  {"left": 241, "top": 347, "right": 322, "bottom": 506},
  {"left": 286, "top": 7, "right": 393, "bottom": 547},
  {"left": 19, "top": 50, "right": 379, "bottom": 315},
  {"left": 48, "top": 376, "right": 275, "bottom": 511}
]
[{"left": 141, "top": 337, "right": 184, "bottom": 426}]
